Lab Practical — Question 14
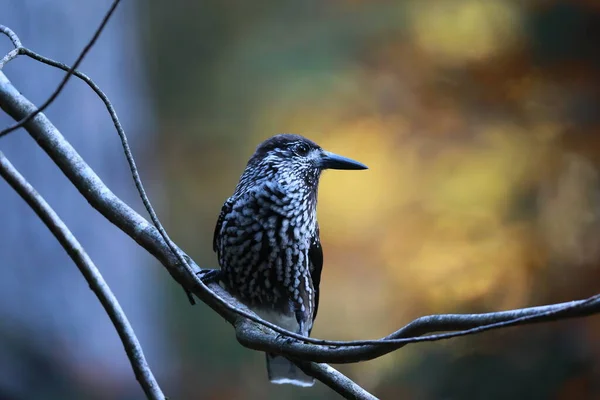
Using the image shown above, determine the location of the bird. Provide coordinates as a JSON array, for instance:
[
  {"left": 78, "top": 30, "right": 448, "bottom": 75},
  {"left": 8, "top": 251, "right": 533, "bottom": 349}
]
[{"left": 213, "top": 133, "right": 367, "bottom": 387}]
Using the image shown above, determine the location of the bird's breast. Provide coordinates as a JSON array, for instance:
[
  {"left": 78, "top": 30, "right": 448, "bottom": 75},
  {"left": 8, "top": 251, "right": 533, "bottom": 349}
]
[{"left": 218, "top": 190, "right": 317, "bottom": 310}]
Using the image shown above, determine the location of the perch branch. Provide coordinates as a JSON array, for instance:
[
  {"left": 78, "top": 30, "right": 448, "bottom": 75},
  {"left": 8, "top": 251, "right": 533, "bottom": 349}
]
[{"left": 0, "top": 152, "right": 164, "bottom": 400}]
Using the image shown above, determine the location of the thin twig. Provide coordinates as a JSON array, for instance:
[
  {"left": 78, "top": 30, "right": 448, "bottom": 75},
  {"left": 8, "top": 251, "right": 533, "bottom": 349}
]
[
  {"left": 0, "top": 151, "right": 165, "bottom": 400},
  {"left": 0, "top": 25, "right": 22, "bottom": 48},
  {"left": 0, "top": 48, "right": 20, "bottom": 68},
  {"left": 0, "top": 43, "right": 345, "bottom": 340},
  {"left": 0, "top": 0, "right": 121, "bottom": 137}
]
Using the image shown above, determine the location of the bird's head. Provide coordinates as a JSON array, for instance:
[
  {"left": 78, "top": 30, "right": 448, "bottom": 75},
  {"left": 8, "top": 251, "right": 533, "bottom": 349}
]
[{"left": 238, "top": 134, "right": 367, "bottom": 192}]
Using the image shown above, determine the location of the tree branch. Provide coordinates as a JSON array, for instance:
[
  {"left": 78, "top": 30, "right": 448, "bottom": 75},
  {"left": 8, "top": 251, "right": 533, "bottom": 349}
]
[{"left": 0, "top": 151, "right": 164, "bottom": 400}]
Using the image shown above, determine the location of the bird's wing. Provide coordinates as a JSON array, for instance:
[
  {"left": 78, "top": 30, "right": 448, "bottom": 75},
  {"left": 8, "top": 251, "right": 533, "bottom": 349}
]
[
  {"left": 308, "top": 224, "right": 324, "bottom": 322},
  {"left": 213, "top": 198, "right": 234, "bottom": 254}
]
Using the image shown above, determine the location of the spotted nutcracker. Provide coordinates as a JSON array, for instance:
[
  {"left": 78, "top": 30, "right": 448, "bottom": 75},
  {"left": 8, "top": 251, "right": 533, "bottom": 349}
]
[{"left": 213, "top": 134, "right": 367, "bottom": 386}]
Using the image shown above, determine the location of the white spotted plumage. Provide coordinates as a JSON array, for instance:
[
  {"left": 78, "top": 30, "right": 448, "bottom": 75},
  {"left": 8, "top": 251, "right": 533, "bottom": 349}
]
[
  {"left": 212, "top": 134, "right": 366, "bottom": 387},
  {"left": 214, "top": 135, "right": 321, "bottom": 334}
]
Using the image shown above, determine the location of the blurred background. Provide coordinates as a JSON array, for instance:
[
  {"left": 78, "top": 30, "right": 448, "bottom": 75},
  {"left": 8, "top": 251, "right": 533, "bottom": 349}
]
[{"left": 2, "top": 0, "right": 600, "bottom": 398}]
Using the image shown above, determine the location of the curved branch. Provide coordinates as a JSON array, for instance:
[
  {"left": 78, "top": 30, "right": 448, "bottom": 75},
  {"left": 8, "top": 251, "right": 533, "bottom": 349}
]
[
  {"left": 0, "top": 25, "right": 22, "bottom": 48},
  {"left": 0, "top": 25, "right": 22, "bottom": 67},
  {"left": 0, "top": 152, "right": 164, "bottom": 400},
  {"left": 234, "top": 294, "right": 600, "bottom": 363}
]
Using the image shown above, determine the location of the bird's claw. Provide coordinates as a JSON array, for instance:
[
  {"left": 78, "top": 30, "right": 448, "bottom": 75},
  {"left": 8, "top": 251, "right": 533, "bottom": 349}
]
[
  {"left": 275, "top": 332, "right": 295, "bottom": 344},
  {"left": 196, "top": 269, "right": 221, "bottom": 284}
]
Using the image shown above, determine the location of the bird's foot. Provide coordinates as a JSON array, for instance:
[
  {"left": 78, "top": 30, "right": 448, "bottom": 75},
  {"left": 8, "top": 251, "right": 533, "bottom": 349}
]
[
  {"left": 186, "top": 270, "right": 222, "bottom": 306},
  {"left": 275, "top": 332, "right": 296, "bottom": 344},
  {"left": 196, "top": 269, "right": 222, "bottom": 285}
]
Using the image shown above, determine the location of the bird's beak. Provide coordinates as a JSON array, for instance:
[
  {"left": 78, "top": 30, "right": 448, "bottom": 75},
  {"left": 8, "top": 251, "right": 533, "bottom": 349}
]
[{"left": 319, "top": 151, "right": 368, "bottom": 170}]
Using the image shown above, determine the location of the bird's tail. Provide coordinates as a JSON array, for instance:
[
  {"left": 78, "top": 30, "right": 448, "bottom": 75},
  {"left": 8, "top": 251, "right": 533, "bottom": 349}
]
[{"left": 266, "top": 353, "right": 315, "bottom": 387}]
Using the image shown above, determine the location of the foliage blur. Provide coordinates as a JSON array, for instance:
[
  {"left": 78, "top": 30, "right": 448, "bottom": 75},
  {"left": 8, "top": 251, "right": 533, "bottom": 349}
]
[{"left": 144, "top": 0, "right": 600, "bottom": 398}]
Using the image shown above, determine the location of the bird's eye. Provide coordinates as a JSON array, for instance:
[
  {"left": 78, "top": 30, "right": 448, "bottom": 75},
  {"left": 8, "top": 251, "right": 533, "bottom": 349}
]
[{"left": 294, "top": 143, "right": 310, "bottom": 156}]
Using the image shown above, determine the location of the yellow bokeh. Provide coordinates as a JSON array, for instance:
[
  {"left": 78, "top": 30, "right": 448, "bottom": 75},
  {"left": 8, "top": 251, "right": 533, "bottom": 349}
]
[
  {"left": 318, "top": 117, "right": 419, "bottom": 239},
  {"left": 409, "top": 0, "right": 523, "bottom": 65}
]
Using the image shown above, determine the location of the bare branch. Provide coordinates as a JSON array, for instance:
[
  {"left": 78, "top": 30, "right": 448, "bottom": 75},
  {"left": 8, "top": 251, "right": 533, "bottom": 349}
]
[
  {"left": 0, "top": 152, "right": 164, "bottom": 400},
  {"left": 0, "top": 25, "right": 22, "bottom": 48},
  {"left": 0, "top": 0, "right": 121, "bottom": 137}
]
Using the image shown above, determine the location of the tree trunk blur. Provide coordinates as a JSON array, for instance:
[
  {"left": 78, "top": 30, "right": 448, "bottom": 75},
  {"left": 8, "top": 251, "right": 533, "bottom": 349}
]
[{"left": 0, "top": 1, "right": 169, "bottom": 399}]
